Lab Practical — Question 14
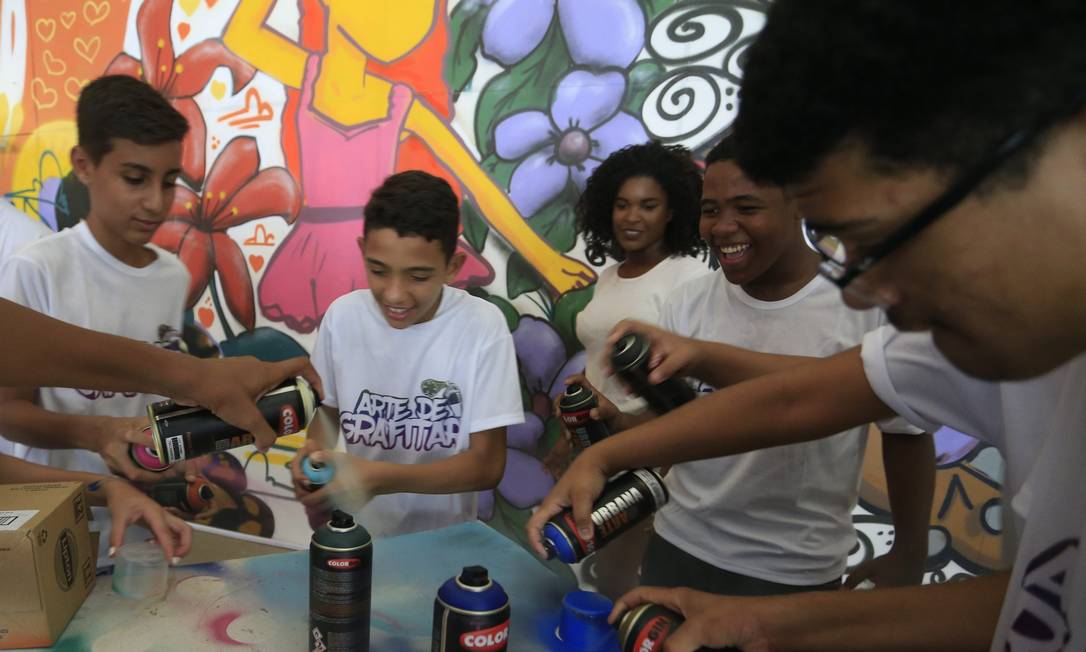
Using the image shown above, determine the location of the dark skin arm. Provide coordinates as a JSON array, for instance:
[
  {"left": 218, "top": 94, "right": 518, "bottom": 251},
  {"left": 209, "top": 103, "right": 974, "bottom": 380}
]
[{"left": 0, "top": 298, "right": 323, "bottom": 451}]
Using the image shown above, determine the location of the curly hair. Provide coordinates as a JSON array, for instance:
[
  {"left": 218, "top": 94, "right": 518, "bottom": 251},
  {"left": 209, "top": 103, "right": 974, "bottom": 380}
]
[
  {"left": 734, "top": 0, "right": 1086, "bottom": 188},
  {"left": 576, "top": 141, "right": 706, "bottom": 266}
]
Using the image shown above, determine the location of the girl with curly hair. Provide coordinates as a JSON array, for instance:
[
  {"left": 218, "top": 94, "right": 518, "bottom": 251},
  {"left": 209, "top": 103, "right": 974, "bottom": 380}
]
[
  {"left": 547, "top": 141, "right": 708, "bottom": 598},
  {"left": 574, "top": 141, "right": 708, "bottom": 416}
]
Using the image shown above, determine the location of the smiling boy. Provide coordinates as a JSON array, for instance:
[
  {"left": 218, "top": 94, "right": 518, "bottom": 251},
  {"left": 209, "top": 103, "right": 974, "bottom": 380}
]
[{"left": 292, "top": 171, "right": 522, "bottom": 536}]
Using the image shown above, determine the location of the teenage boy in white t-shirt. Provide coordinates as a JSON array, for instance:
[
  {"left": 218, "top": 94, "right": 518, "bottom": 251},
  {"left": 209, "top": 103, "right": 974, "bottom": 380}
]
[
  {"left": 291, "top": 171, "right": 522, "bottom": 537},
  {"left": 569, "top": 138, "right": 934, "bottom": 595},
  {"left": 0, "top": 75, "right": 190, "bottom": 485}
]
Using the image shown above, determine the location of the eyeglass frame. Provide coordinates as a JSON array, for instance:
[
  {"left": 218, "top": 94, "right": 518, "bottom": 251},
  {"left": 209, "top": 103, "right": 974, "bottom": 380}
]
[{"left": 801, "top": 91, "right": 1086, "bottom": 289}]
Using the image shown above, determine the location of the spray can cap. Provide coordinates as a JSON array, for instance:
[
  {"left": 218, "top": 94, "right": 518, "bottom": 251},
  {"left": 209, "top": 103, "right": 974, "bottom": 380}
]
[
  {"left": 330, "top": 509, "right": 355, "bottom": 530},
  {"left": 610, "top": 333, "right": 646, "bottom": 371},
  {"left": 458, "top": 565, "right": 490, "bottom": 587}
]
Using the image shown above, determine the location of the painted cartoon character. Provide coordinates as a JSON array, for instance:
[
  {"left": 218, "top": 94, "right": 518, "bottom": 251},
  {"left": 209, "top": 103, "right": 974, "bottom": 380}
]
[{"left": 223, "top": 0, "right": 596, "bottom": 333}]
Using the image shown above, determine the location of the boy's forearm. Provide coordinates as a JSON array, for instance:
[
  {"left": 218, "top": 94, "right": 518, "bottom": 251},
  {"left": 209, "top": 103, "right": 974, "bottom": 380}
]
[
  {"left": 366, "top": 448, "right": 505, "bottom": 496},
  {"left": 882, "top": 431, "right": 936, "bottom": 562},
  {"left": 2, "top": 298, "right": 197, "bottom": 395},
  {"left": 0, "top": 453, "right": 114, "bottom": 506},
  {"left": 759, "top": 571, "right": 1006, "bottom": 650},
  {"left": 0, "top": 398, "right": 111, "bottom": 451},
  {"left": 592, "top": 349, "right": 892, "bottom": 474},
  {"left": 688, "top": 339, "right": 817, "bottom": 387}
]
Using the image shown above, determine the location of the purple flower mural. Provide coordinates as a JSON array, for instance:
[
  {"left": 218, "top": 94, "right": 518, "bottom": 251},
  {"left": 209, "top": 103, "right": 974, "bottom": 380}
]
[
  {"left": 494, "top": 70, "right": 649, "bottom": 216},
  {"left": 482, "top": 0, "right": 645, "bottom": 69},
  {"left": 479, "top": 315, "right": 587, "bottom": 520}
]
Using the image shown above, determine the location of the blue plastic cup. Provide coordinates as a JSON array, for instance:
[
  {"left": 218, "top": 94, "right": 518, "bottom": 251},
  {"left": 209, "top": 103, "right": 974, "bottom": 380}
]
[{"left": 555, "top": 590, "right": 618, "bottom": 651}]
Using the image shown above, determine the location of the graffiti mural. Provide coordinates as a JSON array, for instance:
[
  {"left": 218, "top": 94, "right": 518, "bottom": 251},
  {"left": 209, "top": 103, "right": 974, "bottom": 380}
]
[{"left": 0, "top": 0, "right": 1006, "bottom": 584}]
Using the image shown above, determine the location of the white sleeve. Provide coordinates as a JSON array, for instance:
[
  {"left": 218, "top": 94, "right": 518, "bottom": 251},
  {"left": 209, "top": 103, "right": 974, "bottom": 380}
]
[
  {"left": 310, "top": 312, "right": 339, "bottom": 411},
  {"left": 861, "top": 325, "right": 1002, "bottom": 444},
  {"left": 468, "top": 328, "right": 524, "bottom": 433},
  {"left": 0, "top": 254, "right": 51, "bottom": 313}
]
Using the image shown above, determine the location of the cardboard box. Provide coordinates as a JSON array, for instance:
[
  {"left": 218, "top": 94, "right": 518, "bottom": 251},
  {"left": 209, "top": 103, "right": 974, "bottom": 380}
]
[{"left": 0, "top": 482, "right": 96, "bottom": 649}]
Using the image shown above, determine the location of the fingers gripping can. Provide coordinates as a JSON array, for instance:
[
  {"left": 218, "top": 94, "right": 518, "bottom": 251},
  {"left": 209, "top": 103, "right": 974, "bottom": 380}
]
[
  {"left": 432, "top": 566, "right": 510, "bottom": 652},
  {"left": 310, "top": 509, "right": 372, "bottom": 652},
  {"left": 617, "top": 603, "right": 735, "bottom": 652},
  {"left": 611, "top": 334, "right": 696, "bottom": 414},
  {"left": 559, "top": 384, "right": 611, "bottom": 451},
  {"left": 542, "top": 469, "right": 668, "bottom": 563},
  {"left": 147, "top": 377, "right": 318, "bottom": 465}
]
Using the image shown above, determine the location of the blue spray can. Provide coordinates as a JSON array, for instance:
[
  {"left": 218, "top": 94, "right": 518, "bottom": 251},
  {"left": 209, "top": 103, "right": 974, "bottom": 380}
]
[{"left": 432, "top": 565, "right": 510, "bottom": 651}]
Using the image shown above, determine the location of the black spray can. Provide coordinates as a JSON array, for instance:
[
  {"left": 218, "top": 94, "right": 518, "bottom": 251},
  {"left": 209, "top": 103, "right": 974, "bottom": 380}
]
[
  {"left": 611, "top": 334, "right": 696, "bottom": 414},
  {"left": 432, "top": 565, "right": 510, "bottom": 652},
  {"left": 559, "top": 384, "right": 611, "bottom": 451},
  {"left": 147, "top": 477, "right": 214, "bottom": 512},
  {"left": 147, "top": 377, "right": 318, "bottom": 465},
  {"left": 542, "top": 469, "right": 668, "bottom": 563},
  {"left": 617, "top": 603, "right": 734, "bottom": 652},
  {"left": 310, "top": 509, "right": 372, "bottom": 652}
]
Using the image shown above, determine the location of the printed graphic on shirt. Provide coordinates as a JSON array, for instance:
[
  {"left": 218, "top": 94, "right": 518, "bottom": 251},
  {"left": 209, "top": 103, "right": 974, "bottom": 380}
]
[
  {"left": 1007, "top": 538, "right": 1078, "bottom": 651},
  {"left": 76, "top": 323, "right": 182, "bottom": 400},
  {"left": 341, "top": 379, "right": 463, "bottom": 451}
]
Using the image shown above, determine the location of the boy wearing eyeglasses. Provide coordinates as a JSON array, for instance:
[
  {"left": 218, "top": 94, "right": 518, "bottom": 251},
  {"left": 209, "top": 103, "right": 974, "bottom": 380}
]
[
  {"left": 554, "top": 136, "right": 935, "bottom": 597},
  {"left": 532, "top": 1, "right": 1086, "bottom": 649}
]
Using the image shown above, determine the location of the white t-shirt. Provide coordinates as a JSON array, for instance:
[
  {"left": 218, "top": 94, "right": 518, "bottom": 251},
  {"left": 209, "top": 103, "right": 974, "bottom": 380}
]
[
  {"left": 0, "top": 221, "right": 189, "bottom": 467},
  {"left": 312, "top": 286, "right": 523, "bottom": 537},
  {"left": 861, "top": 328, "right": 1084, "bottom": 650},
  {"left": 576, "top": 256, "right": 709, "bottom": 412},
  {"left": 654, "top": 272, "right": 922, "bottom": 585},
  {"left": 0, "top": 200, "right": 52, "bottom": 263},
  {"left": 861, "top": 326, "right": 1069, "bottom": 553},
  {"left": 992, "top": 355, "right": 1084, "bottom": 651}
]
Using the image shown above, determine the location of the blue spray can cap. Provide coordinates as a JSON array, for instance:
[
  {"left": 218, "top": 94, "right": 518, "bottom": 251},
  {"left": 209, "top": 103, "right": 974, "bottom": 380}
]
[{"left": 302, "top": 455, "right": 335, "bottom": 487}]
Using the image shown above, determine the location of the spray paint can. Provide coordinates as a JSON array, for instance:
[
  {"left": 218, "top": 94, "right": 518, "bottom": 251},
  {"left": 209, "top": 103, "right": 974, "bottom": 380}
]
[
  {"left": 432, "top": 565, "right": 510, "bottom": 652},
  {"left": 559, "top": 384, "right": 611, "bottom": 451},
  {"left": 147, "top": 477, "right": 214, "bottom": 512},
  {"left": 130, "top": 440, "right": 170, "bottom": 472},
  {"left": 302, "top": 455, "right": 335, "bottom": 491},
  {"left": 310, "top": 509, "right": 372, "bottom": 652},
  {"left": 611, "top": 334, "right": 696, "bottom": 414},
  {"left": 617, "top": 603, "right": 734, "bottom": 652},
  {"left": 147, "top": 377, "right": 318, "bottom": 465},
  {"left": 542, "top": 469, "right": 668, "bottom": 564}
]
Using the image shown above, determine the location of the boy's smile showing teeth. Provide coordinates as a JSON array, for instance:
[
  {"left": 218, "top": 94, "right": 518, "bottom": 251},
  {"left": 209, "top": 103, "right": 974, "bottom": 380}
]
[{"left": 718, "top": 243, "right": 751, "bottom": 264}]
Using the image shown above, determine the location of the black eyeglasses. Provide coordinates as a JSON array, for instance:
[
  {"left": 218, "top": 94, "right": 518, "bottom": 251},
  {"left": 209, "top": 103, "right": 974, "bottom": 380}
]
[{"left": 802, "top": 92, "right": 1086, "bottom": 289}]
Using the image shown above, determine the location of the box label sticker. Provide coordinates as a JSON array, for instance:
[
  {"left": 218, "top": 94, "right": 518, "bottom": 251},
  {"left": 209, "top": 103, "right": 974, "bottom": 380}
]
[{"left": 0, "top": 510, "right": 39, "bottom": 530}]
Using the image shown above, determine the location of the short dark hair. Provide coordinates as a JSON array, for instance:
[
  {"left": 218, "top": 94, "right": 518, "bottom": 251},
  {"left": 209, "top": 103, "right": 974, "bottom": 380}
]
[
  {"left": 734, "top": 1, "right": 1086, "bottom": 187},
  {"left": 705, "top": 134, "right": 738, "bottom": 168},
  {"left": 76, "top": 75, "right": 189, "bottom": 163},
  {"left": 363, "top": 171, "right": 459, "bottom": 259},
  {"left": 576, "top": 141, "right": 706, "bottom": 266}
]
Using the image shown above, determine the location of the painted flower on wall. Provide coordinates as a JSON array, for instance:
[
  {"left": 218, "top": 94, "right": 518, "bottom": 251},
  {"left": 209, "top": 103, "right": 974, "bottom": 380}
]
[
  {"left": 478, "top": 315, "right": 587, "bottom": 520},
  {"left": 494, "top": 69, "right": 648, "bottom": 217},
  {"left": 105, "top": 0, "right": 256, "bottom": 185},
  {"left": 153, "top": 137, "right": 301, "bottom": 332},
  {"left": 482, "top": 0, "right": 645, "bottom": 69}
]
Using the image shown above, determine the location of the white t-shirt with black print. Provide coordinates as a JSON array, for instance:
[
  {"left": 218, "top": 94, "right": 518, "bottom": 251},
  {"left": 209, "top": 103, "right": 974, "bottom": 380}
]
[{"left": 311, "top": 286, "right": 523, "bottom": 537}]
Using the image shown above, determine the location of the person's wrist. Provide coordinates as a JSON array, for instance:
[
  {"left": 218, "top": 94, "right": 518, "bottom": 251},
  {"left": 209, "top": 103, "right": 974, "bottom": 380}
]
[{"left": 160, "top": 354, "right": 204, "bottom": 404}]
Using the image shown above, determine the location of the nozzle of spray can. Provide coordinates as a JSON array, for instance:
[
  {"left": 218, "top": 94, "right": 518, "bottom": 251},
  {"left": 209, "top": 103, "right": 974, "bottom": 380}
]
[
  {"left": 611, "top": 334, "right": 696, "bottom": 414},
  {"left": 302, "top": 455, "right": 335, "bottom": 491},
  {"left": 147, "top": 477, "right": 214, "bottom": 512}
]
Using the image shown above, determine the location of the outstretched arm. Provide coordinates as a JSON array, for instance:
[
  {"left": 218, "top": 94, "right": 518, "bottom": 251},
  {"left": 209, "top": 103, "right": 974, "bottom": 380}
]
[
  {"left": 610, "top": 573, "right": 1007, "bottom": 652},
  {"left": 0, "top": 298, "right": 323, "bottom": 451},
  {"left": 526, "top": 346, "right": 894, "bottom": 555}
]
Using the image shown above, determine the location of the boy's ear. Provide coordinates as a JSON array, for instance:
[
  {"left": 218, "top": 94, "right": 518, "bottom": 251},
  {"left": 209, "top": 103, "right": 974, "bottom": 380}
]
[
  {"left": 356, "top": 235, "right": 366, "bottom": 252},
  {"left": 445, "top": 250, "right": 466, "bottom": 281},
  {"left": 70, "top": 146, "right": 93, "bottom": 184}
]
